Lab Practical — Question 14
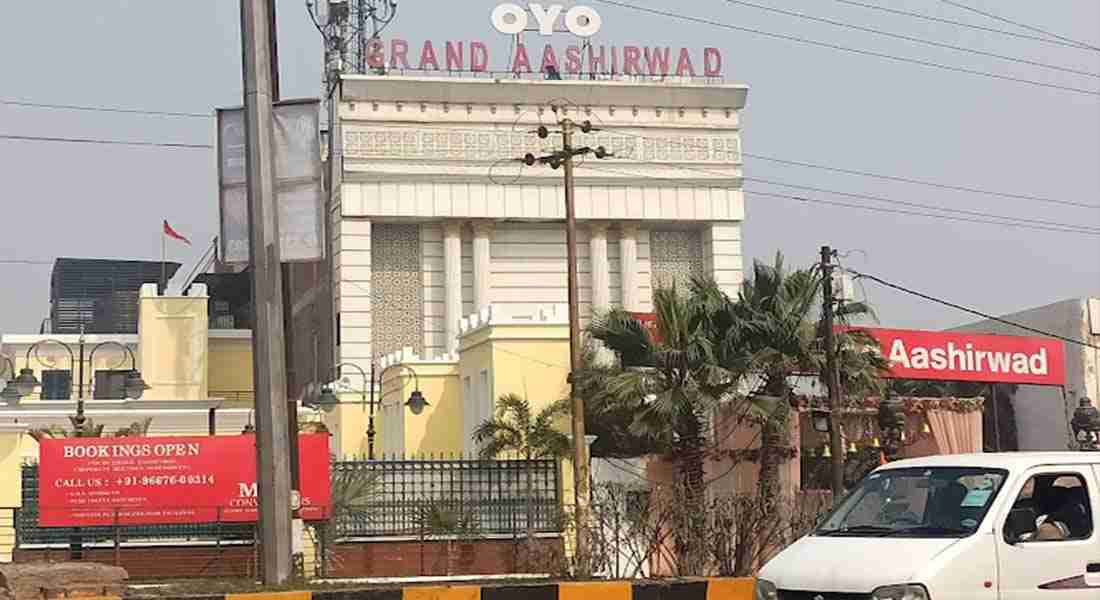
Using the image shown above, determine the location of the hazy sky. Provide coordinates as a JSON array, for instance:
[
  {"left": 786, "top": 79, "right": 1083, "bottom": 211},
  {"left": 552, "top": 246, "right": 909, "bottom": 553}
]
[{"left": 1, "top": 0, "right": 1097, "bottom": 335}]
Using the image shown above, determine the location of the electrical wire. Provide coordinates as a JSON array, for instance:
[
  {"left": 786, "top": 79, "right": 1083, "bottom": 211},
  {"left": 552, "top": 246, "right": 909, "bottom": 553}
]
[
  {"left": 739, "top": 152, "right": 1100, "bottom": 210},
  {"left": 574, "top": 162, "right": 1100, "bottom": 237},
  {"left": 0, "top": 99, "right": 212, "bottom": 118},
  {"left": 0, "top": 259, "right": 53, "bottom": 265},
  {"left": 587, "top": 0, "right": 1100, "bottom": 96},
  {"left": 720, "top": 0, "right": 1100, "bottom": 78},
  {"left": 0, "top": 134, "right": 212, "bottom": 149},
  {"left": 831, "top": 0, "right": 1100, "bottom": 51},
  {"left": 553, "top": 138, "right": 1100, "bottom": 231},
  {"left": 846, "top": 269, "right": 1100, "bottom": 350},
  {"left": 746, "top": 189, "right": 1100, "bottom": 236},
  {"left": 742, "top": 176, "right": 1100, "bottom": 233},
  {"left": 2, "top": 102, "right": 1093, "bottom": 213},
  {"left": 939, "top": 0, "right": 1100, "bottom": 52},
  {"left": 371, "top": 121, "right": 1100, "bottom": 211}
]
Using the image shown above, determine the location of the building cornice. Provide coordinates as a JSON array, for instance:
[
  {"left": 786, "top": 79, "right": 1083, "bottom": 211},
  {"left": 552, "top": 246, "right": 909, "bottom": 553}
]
[{"left": 339, "top": 75, "right": 749, "bottom": 112}]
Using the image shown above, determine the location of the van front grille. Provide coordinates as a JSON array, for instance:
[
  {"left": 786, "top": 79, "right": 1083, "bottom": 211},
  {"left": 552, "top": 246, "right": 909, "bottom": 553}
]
[{"left": 779, "top": 592, "right": 872, "bottom": 600}]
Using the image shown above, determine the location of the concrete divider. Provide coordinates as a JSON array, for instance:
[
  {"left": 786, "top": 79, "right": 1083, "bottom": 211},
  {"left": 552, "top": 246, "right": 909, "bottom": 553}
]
[{"left": 205, "top": 579, "right": 757, "bottom": 600}]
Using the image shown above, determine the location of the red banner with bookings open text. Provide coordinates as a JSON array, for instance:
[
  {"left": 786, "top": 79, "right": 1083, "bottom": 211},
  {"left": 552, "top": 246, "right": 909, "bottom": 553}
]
[
  {"left": 857, "top": 327, "right": 1066, "bottom": 386},
  {"left": 37, "top": 434, "right": 332, "bottom": 527}
]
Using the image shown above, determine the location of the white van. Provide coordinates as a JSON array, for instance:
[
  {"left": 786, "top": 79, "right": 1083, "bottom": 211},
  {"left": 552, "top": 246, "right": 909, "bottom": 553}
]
[{"left": 757, "top": 453, "right": 1100, "bottom": 599}]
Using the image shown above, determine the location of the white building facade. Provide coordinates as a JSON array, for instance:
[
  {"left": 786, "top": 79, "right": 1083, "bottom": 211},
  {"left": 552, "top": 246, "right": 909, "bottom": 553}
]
[{"left": 330, "top": 75, "right": 749, "bottom": 369}]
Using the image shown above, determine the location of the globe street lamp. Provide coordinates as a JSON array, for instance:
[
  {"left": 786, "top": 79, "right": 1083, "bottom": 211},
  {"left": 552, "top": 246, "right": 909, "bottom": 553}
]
[
  {"left": 14, "top": 336, "right": 147, "bottom": 436},
  {"left": 1071, "top": 397, "right": 1100, "bottom": 452},
  {"left": 304, "top": 362, "right": 426, "bottom": 459},
  {"left": 88, "top": 341, "right": 149, "bottom": 400}
]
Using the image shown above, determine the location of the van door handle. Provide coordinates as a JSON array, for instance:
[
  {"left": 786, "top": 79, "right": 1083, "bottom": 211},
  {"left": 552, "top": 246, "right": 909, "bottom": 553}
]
[{"left": 1087, "top": 563, "right": 1100, "bottom": 574}]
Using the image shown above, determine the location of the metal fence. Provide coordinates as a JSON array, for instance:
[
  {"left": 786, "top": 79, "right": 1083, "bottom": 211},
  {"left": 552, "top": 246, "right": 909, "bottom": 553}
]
[
  {"left": 330, "top": 457, "right": 562, "bottom": 538},
  {"left": 16, "top": 457, "right": 562, "bottom": 544},
  {"left": 15, "top": 465, "right": 255, "bottom": 548}
]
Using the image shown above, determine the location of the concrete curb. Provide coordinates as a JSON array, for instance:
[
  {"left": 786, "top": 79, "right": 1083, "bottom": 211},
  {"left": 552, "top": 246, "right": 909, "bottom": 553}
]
[{"left": 209, "top": 579, "right": 756, "bottom": 600}]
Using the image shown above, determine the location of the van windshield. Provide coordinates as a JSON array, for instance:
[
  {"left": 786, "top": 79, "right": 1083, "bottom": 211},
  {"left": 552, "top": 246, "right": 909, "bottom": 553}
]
[{"left": 815, "top": 467, "right": 1008, "bottom": 538}]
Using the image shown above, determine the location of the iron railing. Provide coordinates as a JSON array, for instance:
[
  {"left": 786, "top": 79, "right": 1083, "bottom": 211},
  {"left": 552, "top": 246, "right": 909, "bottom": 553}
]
[
  {"left": 331, "top": 457, "right": 561, "bottom": 538},
  {"left": 15, "top": 465, "right": 254, "bottom": 548}
]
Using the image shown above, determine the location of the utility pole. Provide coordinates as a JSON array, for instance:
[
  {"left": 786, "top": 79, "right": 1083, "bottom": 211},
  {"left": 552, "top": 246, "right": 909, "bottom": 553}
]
[
  {"left": 519, "top": 116, "right": 612, "bottom": 573},
  {"left": 240, "top": 0, "right": 294, "bottom": 585},
  {"left": 560, "top": 119, "right": 590, "bottom": 570},
  {"left": 268, "top": 0, "right": 304, "bottom": 567},
  {"left": 820, "top": 245, "right": 845, "bottom": 499}
]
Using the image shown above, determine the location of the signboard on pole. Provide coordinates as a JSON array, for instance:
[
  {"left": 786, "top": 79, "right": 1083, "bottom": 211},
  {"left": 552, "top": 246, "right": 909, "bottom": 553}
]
[
  {"left": 37, "top": 434, "right": 332, "bottom": 526},
  {"left": 217, "top": 98, "right": 325, "bottom": 264},
  {"left": 857, "top": 327, "right": 1066, "bottom": 386}
]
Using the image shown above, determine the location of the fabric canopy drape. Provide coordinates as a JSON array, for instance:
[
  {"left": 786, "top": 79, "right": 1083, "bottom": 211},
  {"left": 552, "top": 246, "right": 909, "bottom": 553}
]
[{"left": 926, "top": 409, "right": 983, "bottom": 455}]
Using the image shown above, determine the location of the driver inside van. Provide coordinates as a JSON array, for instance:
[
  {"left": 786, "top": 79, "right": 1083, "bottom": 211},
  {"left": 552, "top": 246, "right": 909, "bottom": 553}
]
[
  {"left": 1021, "top": 486, "right": 1072, "bottom": 541},
  {"left": 927, "top": 482, "right": 968, "bottom": 529}
]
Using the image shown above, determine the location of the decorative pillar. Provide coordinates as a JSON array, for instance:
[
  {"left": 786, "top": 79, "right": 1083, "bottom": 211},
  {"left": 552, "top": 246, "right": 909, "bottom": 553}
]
[
  {"left": 620, "top": 223, "right": 640, "bottom": 311},
  {"left": 589, "top": 223, "right": 610, "bottom": 313},
  {"left": 443, "top": 221, "right": 463, "bottom": 353},
  {"left": 470, "top": 221, "right": 493, "bottom": 312},
  {"left": 705, "top": 222, "right": 743, "bottom": 298}
]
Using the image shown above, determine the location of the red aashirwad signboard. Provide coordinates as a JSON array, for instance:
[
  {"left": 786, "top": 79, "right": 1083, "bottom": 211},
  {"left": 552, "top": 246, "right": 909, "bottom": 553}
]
[
  {"left": 857, "top": 327, "right": 1066, "bottom": 386},
  {"left": 629, "top": 312, "right": 662, "bottom": 345},
  {"left": 38, "top": 434, "right": 331, "bottom": 527}
]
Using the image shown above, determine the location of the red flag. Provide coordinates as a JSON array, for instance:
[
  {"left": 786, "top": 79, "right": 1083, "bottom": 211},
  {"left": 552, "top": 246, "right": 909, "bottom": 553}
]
[{"left": 163, "top": 220, "right": 191, "bottom": 245}]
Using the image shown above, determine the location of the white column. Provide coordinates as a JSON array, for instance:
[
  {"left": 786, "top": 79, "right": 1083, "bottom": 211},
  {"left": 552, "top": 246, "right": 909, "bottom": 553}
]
[
  {"left": 334, "top": 218, "right": 372, "bottom": 368},
  {"left": 470, "top": 220, "right": 493, "bottom": 312},
  {"left": 706, "top": 222, "right": 744, "bottom": 298},
  {"left": 443, "top": 221, "right": 463, "bottom": 353},
  {"left": 589, "top": 222, "right": 610, "bottom": 313},
  {"left": 620, "top": 223, "right": 640, "bottom": 311}
]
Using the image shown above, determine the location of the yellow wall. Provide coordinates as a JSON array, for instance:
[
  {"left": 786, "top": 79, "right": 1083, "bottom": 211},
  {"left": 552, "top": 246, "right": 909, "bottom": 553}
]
[
  {"left": 138, "top": 284, "right": 208, "bottom": 400},
  {"left": 0, "top": 429, "right": 25, "bottom": 509},
  {"left": 0, "top": 427, "right": 26, "bottom": 562},
  {"left": 452, "top": 321, "right": 577, "bottom": 509},
  {"left": 323, "top": 393, "right": 371, "bottom": 458},
  {"left": 382, "top": 362, "right": 462, "bottom": 457},
  {"left": 207, "top": 337, "right": 254, "bottom": 407},
  {"left": 327, "top": 315, "right": 576, "bottom": 468}
]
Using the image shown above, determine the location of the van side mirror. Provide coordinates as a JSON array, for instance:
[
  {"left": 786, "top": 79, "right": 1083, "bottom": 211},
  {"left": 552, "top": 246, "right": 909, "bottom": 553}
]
[{"left": 1004, "top": 507, "right": 1037, "bottom": 545}]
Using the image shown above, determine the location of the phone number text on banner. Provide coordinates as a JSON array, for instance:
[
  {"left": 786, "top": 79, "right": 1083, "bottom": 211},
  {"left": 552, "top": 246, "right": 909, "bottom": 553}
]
[{"left": 37, "top": 434, "right": 331, "bottom": 527}]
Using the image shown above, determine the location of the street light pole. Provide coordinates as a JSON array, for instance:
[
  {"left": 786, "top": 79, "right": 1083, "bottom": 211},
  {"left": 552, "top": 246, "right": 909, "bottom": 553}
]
[
  {"left": 311, "top": 363, "right": 428, "bottom": 459},
  {"left": 368, "top": 363, "right": 377, "bottom": 459},
  {"left": 16, "top": 339, "right": 148, "bottom": 424}
]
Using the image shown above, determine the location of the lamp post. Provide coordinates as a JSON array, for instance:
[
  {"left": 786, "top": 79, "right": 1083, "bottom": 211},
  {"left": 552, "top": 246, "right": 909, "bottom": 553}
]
[
  {"left": 305, "top": 362, "right": 427, "bottom": 459},
  {"left": 11, "top": 336, "right": 147, "bottom": 435},
  {"left": 1071, "top": 397, "right": 1100, "bottom": 452}
]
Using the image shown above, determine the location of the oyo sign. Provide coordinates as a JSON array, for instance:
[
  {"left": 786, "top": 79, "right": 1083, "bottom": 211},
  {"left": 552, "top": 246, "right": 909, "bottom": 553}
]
[{"left": 492, "top": 3, "right": 603, "bottom": 37}]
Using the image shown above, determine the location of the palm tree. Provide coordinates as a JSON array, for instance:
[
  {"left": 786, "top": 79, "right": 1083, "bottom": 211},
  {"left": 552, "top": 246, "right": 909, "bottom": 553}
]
[
  {"left": 587, "top": 286, "right": 741, "bottom": 573},
  {"left": 417, "top": 500, "right": 480, "bottom": 576},
  {"left": 727, "top": 253, "right": 887, "bottom": 502},
  {"left": 29, "top": 416, "right": 155, "bottom": 441},
  {"left": 473, "top": 394, "right": 572, "bottom": 541},
  {"left": 313, "top": 466, "right": 379, "bottom": 577}
]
